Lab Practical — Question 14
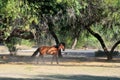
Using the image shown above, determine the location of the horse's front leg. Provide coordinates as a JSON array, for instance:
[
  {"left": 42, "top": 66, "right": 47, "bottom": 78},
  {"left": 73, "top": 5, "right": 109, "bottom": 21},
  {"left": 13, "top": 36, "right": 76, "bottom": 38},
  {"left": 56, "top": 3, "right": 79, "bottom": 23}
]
[
  {"left": 51, "top": 54, "right": 59, "bottom": 64},
  {"left": 36, "top": 54, "right": 44, "bottom": 64},
  {"left": 55, "top": 54, "right": 59, "bottom": 64}
]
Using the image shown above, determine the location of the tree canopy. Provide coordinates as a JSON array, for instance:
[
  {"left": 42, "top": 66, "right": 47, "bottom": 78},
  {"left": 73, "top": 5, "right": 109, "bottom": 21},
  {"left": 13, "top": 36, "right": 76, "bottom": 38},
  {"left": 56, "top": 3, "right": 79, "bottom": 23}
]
[{"left": 0, "top": 0, "right": 120, "bottom": 60}]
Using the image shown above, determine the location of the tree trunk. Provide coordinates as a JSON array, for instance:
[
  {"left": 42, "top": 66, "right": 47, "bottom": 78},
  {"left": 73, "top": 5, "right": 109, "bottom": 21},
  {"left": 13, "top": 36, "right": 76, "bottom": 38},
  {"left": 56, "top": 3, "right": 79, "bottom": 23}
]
[
  {"left": 71, "top": 37, "right": 78, "bottom": 49},
  {"left": 85, "top": 26, "right": 112, "bottom": 60},
  {"left": 110, "top": 40, "right": 120, "bottom": 54},
  {"left": 48, "top": 29, "right": 62, "bottom": 58},
  {"left": 49, "top": 29, "right": 59, "bottom": 44},
  {"left": 48, "top": 22, "right": 63, "bottom": 57},
  {"left": 10, "top": 28, "right": 34, "bottom": 40}
]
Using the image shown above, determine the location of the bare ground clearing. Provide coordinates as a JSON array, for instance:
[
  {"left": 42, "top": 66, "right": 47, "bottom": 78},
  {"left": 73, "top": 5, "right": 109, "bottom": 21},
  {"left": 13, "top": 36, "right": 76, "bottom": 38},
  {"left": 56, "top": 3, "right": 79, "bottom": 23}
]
[
  {"left": 0, "top": 54, "right": 120, "bottom": 80},
  {"left": 0, "top": 47, "right": 120, "bottom": 80}
]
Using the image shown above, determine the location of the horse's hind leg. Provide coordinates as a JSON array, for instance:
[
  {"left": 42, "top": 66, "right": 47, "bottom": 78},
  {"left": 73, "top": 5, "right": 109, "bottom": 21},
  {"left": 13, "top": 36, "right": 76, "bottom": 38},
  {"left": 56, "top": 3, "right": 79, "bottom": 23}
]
[
  {"left": 36, "top": 54, "right": 44, "bottom": 64},
  {"left": 34, "top": 56, "right": 39, "bottom": 64},
  {"left": 51, "top": 55, "right": 55, "bottom": 64},
  {"left": 36, "top": 57, "right": 39, "bottom": 64},
  {"left": 36, "top": 55, "right": 41, "bottom": 64},
  {"left": 41, "top": 55, "right": 45, "bottom": 64}
]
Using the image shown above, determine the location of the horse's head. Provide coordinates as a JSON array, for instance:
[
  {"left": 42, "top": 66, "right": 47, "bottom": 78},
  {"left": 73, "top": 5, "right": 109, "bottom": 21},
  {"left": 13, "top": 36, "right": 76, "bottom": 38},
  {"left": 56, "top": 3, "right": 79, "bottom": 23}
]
[{"left": 58, "top": 42, "right": 65, "bottom": 51}]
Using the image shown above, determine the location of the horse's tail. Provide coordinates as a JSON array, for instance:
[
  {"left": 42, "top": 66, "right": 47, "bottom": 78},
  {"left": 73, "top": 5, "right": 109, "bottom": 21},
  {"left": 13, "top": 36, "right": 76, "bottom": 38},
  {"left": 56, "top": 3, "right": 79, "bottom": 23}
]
[{"left": 31, "top": 48, "right": 39, "bottom": 57}]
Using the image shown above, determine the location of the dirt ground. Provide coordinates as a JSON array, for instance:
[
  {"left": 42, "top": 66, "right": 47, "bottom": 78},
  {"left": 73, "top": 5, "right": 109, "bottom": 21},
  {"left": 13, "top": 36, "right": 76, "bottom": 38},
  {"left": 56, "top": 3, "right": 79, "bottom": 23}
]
[
  {"left": 0, "top": 46, "right": 120, "bottom": 80},
  {"left": 0, "top": 55, "right": 120, "bottom": 80}
]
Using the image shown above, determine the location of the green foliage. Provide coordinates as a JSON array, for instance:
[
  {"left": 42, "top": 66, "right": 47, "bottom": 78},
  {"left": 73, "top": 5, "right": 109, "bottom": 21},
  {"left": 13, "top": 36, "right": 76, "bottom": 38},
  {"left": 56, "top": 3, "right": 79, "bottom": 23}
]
[
  {"left": 0, "top": 0, "right": 120, "bottom": 52},
  {"left": 5, "top": 37, "right": 21, "bottom": 52},
  {"left": 0, "top": 0, "right": 21, "bottom": 19},
  {"left": 104, "top": 0, "right": 120, "bottom": 7},
  {"left": 0, "top": 0, "right": 35, "bottom": 52},
  {"left": 21, "top": 39, "right": 34, "bottom": 47},
  {"left": 76, "top": 31, "right": 100, "bottom": 49}
]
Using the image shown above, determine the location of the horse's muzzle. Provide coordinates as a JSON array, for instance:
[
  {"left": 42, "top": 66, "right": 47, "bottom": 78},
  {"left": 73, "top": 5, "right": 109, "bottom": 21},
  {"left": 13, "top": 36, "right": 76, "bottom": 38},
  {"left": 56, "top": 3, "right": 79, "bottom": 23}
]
[{"left": 62, "top": 48, "right": 65, "bottom": 51}]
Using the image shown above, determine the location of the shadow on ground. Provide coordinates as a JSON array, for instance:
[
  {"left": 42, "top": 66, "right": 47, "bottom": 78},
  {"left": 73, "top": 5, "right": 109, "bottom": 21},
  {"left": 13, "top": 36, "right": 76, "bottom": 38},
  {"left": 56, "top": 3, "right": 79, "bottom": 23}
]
[
  {"left": 0, "top": 75, "right": 120, "bottom": 80},
  {"left": 0, "top": 54, "right": 120, "bottom": 68}
]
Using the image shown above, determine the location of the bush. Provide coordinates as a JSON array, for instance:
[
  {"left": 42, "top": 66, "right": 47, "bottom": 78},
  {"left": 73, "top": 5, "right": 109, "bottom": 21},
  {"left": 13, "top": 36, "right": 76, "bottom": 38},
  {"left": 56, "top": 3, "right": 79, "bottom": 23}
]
[
  {"left": 95, "top": 50, "right": 120, "bottom": 57},
  {"left": 21, "top": 39, "right": 35, "bottom": 47}
]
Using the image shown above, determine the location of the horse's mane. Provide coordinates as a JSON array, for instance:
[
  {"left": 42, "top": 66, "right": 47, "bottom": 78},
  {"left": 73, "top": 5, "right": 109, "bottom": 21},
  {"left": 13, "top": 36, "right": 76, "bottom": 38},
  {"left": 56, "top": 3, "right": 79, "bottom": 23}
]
[
  {"left": 53, "top": 45, "right": 59, "bottom": 48},
  {"left": 53, "top": 42, "right": 65, "bottom": 48}
]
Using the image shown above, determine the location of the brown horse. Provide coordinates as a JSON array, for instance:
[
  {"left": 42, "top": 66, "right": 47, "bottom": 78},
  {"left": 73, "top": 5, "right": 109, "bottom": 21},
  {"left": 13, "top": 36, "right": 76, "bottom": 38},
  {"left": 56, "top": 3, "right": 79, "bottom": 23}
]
[{"left": 31, "top": 42, "right": 65, "bottom": 64}]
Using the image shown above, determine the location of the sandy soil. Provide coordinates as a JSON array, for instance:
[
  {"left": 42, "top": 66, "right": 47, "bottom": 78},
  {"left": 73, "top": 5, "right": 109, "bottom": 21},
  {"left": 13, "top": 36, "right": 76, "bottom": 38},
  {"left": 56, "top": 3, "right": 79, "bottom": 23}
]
[
  {"left": 0, "top": 55, "right": 120, "bottom": 80},
  {"left": 0, "top": 46, "right": 120, "bottom": 80}
]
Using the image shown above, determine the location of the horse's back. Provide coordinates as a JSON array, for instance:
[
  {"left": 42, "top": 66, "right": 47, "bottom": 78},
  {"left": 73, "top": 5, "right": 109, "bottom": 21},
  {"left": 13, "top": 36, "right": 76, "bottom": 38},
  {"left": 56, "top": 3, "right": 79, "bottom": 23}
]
[
  {"left": 47, "top": 47, "right": 58, "bottom": 55},
  {"left": 40, "top": 46, "right": 51, "bottom": 55},
  {"left": 39, "top": 45, "right": 60, "bottom": 55}
]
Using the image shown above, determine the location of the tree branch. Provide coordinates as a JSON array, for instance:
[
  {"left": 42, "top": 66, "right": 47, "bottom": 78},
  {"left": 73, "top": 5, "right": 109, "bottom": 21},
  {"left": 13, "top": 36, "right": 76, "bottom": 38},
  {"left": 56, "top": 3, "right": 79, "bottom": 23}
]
[
  {"left": 110, "top": 40, "right": 120, "bottom": 54},
  {"left": 85, "top": 26, "right": 112, "bottom": 60}
]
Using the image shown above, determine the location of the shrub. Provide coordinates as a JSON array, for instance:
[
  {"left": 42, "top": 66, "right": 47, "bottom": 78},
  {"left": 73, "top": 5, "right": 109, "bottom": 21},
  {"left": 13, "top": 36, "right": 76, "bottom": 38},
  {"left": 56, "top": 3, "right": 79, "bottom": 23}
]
[{"left": 95, "top": 50, "right": 120, "bottom": 57}]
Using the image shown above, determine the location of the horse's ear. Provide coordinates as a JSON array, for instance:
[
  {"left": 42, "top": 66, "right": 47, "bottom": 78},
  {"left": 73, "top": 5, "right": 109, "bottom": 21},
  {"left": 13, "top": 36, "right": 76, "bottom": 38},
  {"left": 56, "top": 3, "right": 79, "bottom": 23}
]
[{"left": 60, "top": 42, "right": 65, "bottom": 46}]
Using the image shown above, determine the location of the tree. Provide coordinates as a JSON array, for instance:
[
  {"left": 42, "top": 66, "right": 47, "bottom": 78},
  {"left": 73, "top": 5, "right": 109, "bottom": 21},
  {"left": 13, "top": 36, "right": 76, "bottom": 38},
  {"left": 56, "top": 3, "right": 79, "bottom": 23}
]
[
  {"left": 58, "top": 0, "right": 120, "bottom": 60},
  {"left": 27, "top": 0, "right": 78, "bottom": 57},
  {"left": 1, "top": 0, "right": 120, "bottom": 60},
  {"left": 0, "top": 0, "right": 35, "bottom": 55},
  {"left": 77, "top": 0, "right": 120, "bottom": 60}
]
